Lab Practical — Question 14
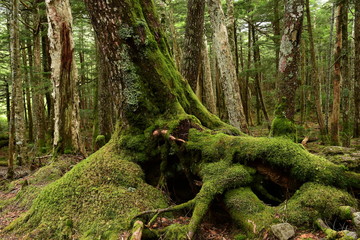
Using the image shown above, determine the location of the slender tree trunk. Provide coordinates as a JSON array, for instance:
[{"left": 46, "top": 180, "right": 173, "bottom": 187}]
[
  {"left": 326, "top": 5, "right": 335, "bottom": 131},
  {"left": 9, "top": 0, "right": 27, "bottom": 174},
  {"left": 41, "top": 26, "right": 54, "bottom": 136},
  {"left": 330, "top": 1, "right": 343, "bottom": 146},
  {"left": 354, "top": 0, "right": 360, "bottom": 137},
  {"left": 97, "top": 37, "right": 113, "bottom": 142},
  {"left": 305, "top": 0, "right": 327, "bottom": 139},
  {"left": 181, "top": 0, "right": 205, "bottom": 92},
  {"left": 278, "top": 0, "right": 304, "bottom": 121},
  {"left": 46, "top": 0, "right": 85, "bottom": 155},
  {"left": 272, "top": 0, "right": 281, "bottom": 90},
  {"left": 22, "top": 42, "right": 34, "bottom": 143},
  {"left": 208, "top": 0, "right": 248, "bottom": 132},
  {"left": 32, "top": 2, "right": 46, "bottom": 149},
  {"left": 201, "top": 37, "right": 217, "bottom": 114},
  {"left": 341, "top": 0, "right": 350, "bottom": 146},
  {"left": 252, "top": 27, "right": 270, "bottom": 129}
]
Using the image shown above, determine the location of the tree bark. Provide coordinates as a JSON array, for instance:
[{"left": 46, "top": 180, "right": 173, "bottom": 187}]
[
  {"left": 46, "top": 0, "right": 85, "bottom": 155},
  {"left": 330, "top": 2, "right": 343, "bottom": 146},
  {"left": 22, "top": 41, "right": 34, "bottom": 143},
  {"left": 252, "top": 26, "right": 270, "bottom": 129},
  {"left": 305, "top": 0, "right": 327, "bottom": 139},
  {"left": 341, "top": 0, "right": 350, "bottom": 146},
  {"left": 354, "top": 0, "right": 360, "bottom": 137},
  {"left": 32, "top": 1, "right": 46, "bottom": 149},
  {"left": 278, "top": 0, "right": 304, "bottom": 121},
  {"left": 9, "top": 0, "right": 27, "bottom": 167},
  {"left": 181, "top": 0, "right": 205, "bottom": 92},
  {"left": 208, "top": 0, "right": 248, "bottom": 132},
  {"left": 201, "top": 37, "right": 217, "bottom": 114}
]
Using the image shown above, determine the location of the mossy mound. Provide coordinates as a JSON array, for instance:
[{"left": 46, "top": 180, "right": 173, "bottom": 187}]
[
  {"left": 6, "top": 142, "right": 168, "bottom": 239},
  {"left": 280, "top": 182, "right": 358, "bottom": 226}
]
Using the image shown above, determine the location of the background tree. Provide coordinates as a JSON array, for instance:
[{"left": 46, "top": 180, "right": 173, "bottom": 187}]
[
  {"left": 355, "top": 0, "right": 360, "bottom": 137},
  {"left": 46, "top": 0, "right": 85, "bottom": 155},
  {"left": 330, "top": 0, "right": 343, "bottom": 145},
  {"left": 278, "top": 0, "right": 304, "bottom": 121},
  {"left": 181, "top": 0, "right": 205, "bottom": 92}
]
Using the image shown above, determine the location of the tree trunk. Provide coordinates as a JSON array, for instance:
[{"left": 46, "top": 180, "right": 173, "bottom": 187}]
[
  {"left": 208, "top": 0, "right": 248, "bottom": 132},
  {"left": 9, "top": 0, "right": 27, "bottom": 167},
  {"left": 46, "top": 0, "right": 85, "bottom": 155},
  {"left": 272, "top": 0, "right": 281, "bottom": 89},
  {"left": 32, "top": 1, "right": 46, "bottom": 149},
  {"left": 252, "top": 26, "right": 270, "bottom": 129},
  {"left": 330, "top": 1, "right": 343, "bottom": 146},
  {"left": 181, "top": 0, "right": 205, "bottom": 92},
  {"left": 278, "top": 0, "right": 304, "bottom": 121},
  {"left": 326, "top": 5, "right": 335, "bottom": 132},
  {"left": 22, "top": 41, "right": 34, "bottom": 143},
  {"left": 355, "top": 0, "right": 360, "bottom": 137},
  {"left": 41, "top": 25, "right": 54, "bottom": 136},
  {"left": 305, "top": 0, "right": 327, "bottom": 139},
  {"left": 341, "top": 0, "right": 350, "bottom": 146},
  {"left": 201, "top": 37, "right": 217, "bottom": 114}
]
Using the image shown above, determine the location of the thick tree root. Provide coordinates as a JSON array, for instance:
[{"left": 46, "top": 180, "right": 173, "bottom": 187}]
[{"left": 135, "top": 162, "right": 252, "bottom": 239}]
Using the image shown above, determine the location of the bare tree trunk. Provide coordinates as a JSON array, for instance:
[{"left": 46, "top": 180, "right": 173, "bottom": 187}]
[
  {"left": 181, "top": 0, "right": 205, "bottom": 91},
  {"left": 32, "top": 2, "right": 46, "bottom": 149},
  {"left": 46, "top": 0, "right": 85, "bottom": 155},
  {"left": 305, "top": 0, "right": 327, "bottom": 139},
  {"left": 201, "top": 37, "right": 217, "bottom": 114},
  {"left": 41, "top": 26, "right": 54, "bottom": 136},
  {"left": 330, "top": 1, "right": 343, "bottom": 146},
  {"left": 226, "top": 0, "right": 235, "bottom": 57},
  {"left": 341, "top": 0, "right": 350, "bottom": 146},
  {"left": 208, "top": 0, "right": 248, "bottom": 132},
  {"left": 278, "top": 0, "right": 304, "bottom": 121},
  {"left": 354, "top": 0, "right": 360, "bottom": 137},
  {"left": 9, "top": 0, "right": 27, "bottom": 174},
  {"left": 326, "top": 5, "right": 335, "bottom": 132},
  {"left": 22, "top": 42, "right": 33, "bottom": 143},
  {"left": 272, "top": 0, "right": 281, "bottom": 90},
  {"left": 252, "top": 27, "right": 270, "bottom": 129}
]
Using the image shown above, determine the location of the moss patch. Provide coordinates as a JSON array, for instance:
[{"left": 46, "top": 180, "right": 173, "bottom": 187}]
[
  {"left": 6, "top": 142, "right": 168, "bottom": 239},
  {"left": 279, "top": 182, "right": 358, "bottom": 226}
]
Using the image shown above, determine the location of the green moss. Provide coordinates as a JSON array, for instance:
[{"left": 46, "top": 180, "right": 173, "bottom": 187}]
[
  {"left": 187, "top": 130, "right": 351, "bottom": 188},
  {"left": 269, "top": 116, "right": 297, "bottom": 142},
  {"left": 162, "top": 224, "right": 188, "bottom": 240},
  {"left": 95, "top": 135, "right": 106, "bottom": 148},
  {"left": 6, "top": 142, "right": 168, "bottom": 239},
  {"left": 279, "top": 183, "right": 357, "bottom": 226},
  {"left": 225, "top": 187, "right": 276, "bottom": 236}
]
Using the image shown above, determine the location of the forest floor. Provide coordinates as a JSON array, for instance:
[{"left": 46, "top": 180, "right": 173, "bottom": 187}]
[{"left": 0, "top": 124, "right": 358, "bottom": 239}]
